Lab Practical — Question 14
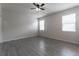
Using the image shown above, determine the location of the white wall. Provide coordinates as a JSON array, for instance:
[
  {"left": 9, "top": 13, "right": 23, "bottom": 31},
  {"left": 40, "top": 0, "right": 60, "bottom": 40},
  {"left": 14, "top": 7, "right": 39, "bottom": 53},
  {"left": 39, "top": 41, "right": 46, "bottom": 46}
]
[
  {"left": 0, "top": 4, "right": 2, "bottom": 42},
  {"left": 2, "top": 6, "right": 38, "bottom": 42},
  {"left": 39, "top": 6, "right": 79, "bottom": 44}
]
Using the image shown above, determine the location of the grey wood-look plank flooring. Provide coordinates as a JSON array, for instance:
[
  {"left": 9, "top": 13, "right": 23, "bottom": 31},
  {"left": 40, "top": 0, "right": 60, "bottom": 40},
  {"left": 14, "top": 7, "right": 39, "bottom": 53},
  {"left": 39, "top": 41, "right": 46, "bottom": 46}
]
[{"left": 0, "top": 36, "right": 79, "bottom": 56}]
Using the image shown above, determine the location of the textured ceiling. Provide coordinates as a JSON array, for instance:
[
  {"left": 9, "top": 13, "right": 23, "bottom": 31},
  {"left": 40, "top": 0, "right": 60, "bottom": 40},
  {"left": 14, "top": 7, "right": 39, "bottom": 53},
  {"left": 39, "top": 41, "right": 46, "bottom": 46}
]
[{"left": 2, "top": 3, "right": 79, "bottom": 18}]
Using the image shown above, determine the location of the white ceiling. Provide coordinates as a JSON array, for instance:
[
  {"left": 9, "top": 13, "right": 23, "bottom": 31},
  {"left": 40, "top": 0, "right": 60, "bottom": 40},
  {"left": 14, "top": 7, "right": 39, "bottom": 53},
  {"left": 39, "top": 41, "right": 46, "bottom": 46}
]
[{"left": 2, "top": 3, "right": 79, "bottom": 18}]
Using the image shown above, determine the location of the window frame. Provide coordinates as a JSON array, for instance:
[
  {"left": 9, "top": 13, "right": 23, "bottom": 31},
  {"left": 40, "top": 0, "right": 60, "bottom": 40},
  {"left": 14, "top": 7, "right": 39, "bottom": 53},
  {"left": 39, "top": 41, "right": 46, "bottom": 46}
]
[
  {"left": 39, "top": 20, "right": 45, "bottom": 31},
  {"left": 62, "top": 13, "right": 76, "bottom": 32}
]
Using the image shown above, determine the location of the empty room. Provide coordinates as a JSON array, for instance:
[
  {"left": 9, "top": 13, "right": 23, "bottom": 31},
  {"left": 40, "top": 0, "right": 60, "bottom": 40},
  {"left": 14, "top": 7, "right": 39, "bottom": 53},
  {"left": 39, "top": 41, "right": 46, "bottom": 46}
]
[{"left": 0, "top": 3, "right": 79, "bottom": 56}]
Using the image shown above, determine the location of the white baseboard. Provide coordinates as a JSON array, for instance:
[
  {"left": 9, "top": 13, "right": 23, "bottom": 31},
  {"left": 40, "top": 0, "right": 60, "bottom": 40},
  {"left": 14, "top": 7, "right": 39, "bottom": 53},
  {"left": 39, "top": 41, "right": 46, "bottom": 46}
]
[
  {"left": 0, "top": 33, "right": 37, "bottom": 43},
  {"left": 41, "top": 35, "right": 79, "bottom": 45}
]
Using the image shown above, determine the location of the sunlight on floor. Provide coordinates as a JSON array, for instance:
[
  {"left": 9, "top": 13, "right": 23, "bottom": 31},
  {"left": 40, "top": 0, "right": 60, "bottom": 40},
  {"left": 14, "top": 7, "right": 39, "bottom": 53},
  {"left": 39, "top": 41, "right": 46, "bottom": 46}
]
[{"left": 62, "top": 47, "right": 76, "bottom": 56}]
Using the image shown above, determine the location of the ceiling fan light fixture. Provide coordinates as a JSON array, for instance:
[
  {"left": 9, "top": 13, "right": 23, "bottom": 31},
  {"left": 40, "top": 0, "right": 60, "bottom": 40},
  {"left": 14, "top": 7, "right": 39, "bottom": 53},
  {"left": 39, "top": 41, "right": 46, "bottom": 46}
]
[
  {"left": 31, "top": 3, "right": 45, "bottom": 11},
  {"left": 36, "top": 8, "right": 41, "bottom": 11}
]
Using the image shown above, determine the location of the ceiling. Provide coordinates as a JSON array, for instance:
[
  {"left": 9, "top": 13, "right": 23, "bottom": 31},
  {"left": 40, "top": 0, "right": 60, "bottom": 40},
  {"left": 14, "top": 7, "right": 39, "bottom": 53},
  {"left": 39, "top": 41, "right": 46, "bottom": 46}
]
[{"left": 2, "top": 3, "right": 79, "bottom": 18}]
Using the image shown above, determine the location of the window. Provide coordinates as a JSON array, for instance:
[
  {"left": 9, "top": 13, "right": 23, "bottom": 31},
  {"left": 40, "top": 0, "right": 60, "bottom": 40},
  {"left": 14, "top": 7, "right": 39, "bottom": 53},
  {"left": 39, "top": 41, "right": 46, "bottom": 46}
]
[
  {"left": 39, "top": 20, "right": 44, "bottom": 30},
  {"left": 62, "top": 13, "right": 76, "bottom": 32}
]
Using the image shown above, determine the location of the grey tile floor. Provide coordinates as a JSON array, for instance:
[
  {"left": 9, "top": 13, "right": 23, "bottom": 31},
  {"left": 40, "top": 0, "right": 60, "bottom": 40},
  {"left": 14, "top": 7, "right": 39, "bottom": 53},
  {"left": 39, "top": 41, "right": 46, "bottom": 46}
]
[{"left": 0, "top": 36, "right": 79, "bottom": 56}]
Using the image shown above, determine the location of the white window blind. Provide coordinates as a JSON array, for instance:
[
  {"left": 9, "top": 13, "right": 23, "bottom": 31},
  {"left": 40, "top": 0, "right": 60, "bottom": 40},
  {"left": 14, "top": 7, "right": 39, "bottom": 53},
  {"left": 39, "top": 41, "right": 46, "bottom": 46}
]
[
  {"left": 62, "top": 13, "right": 76, "bottom": 32},
  {"left": 39, "top": 20, "right": 44, "bottom": 30}
]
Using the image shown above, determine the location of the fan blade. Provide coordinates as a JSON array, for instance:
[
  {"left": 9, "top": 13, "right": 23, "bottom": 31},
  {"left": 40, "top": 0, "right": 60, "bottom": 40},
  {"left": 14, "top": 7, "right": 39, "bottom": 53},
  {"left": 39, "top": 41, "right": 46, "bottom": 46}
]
[
  {"left": 31, "top": 8, "right": 36, "bottom": 9},
  {"left": 41, "top": 3, "right": 45, "bottom": 7},
  {"left": 33, "top": 3, "right": 37, "bottom": 6},
  {"left": 33, "top": 3, "right": 39, "bottom": 8},
  {"left": 40, "top": 8, "right": 45, "bottom": 10}
]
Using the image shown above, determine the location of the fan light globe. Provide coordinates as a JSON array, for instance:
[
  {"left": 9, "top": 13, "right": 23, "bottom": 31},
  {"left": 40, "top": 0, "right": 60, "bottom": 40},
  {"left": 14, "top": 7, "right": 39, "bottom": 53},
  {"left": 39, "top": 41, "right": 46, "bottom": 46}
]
[{"left": 36, "top": 8, "right": 41, "bottom": 11}]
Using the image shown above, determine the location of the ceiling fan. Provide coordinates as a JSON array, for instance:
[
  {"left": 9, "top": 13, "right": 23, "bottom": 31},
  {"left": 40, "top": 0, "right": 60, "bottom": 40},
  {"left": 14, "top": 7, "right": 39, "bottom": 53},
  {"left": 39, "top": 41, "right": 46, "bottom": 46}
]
[{"left": 31, "top": 3, "right": 45, "bottom": 11}]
